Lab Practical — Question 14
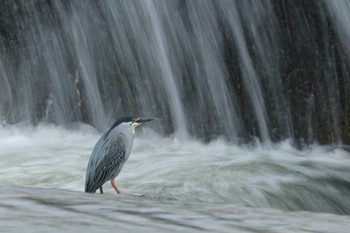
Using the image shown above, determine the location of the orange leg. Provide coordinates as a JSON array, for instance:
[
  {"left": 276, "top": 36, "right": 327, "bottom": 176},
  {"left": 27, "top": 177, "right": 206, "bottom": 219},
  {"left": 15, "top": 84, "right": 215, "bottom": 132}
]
[
  {"left": 99, "top": 186, "right": 103, "bottom": 194},
  {"left": 111, "top": 179, "right": 121, "bottom": 194}
]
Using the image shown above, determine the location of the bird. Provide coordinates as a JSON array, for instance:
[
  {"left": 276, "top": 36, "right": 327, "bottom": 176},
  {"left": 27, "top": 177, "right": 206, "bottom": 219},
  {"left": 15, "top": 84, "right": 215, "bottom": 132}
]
[{"left": 85, "top": 116, "right": 154, "bottom": 194}]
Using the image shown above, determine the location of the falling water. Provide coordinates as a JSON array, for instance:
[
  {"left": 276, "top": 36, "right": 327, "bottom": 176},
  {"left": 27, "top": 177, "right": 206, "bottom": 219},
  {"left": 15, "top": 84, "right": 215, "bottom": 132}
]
[
  {"left": 223, "top": 2, "right": 274, "bottom": 141},
  {"left": 325, "top": 0, "right": 350, "bottom": 54},
  {"left": 1, "top": 1, "right": 350, "bottom": 232},
  {"left": 142, "top": 0, "right": 188, "bottom": 138},
  {"left": 1, "top": 0, "right": 350, "bottom": 144}
]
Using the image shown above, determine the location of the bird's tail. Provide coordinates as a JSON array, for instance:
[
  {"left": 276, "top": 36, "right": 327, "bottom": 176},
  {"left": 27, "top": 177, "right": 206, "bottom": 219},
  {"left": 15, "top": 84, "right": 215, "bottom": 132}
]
[{"left": 85, "top": 180, "right": 98, "bottom": 193}]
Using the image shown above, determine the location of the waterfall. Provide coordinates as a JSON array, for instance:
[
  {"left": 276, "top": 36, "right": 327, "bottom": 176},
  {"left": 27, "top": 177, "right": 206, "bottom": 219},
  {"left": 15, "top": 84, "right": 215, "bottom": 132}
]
[
  {"left": 0, "top": 0, "right": 349, "bottom": 145},
  {"left": 141, "top": 0, "right": 188, "bottom": 138}
]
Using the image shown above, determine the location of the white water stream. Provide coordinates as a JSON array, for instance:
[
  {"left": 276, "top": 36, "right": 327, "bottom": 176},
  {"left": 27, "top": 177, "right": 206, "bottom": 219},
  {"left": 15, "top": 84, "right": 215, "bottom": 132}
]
[{"left": 1, "top": 124, "right": 350, "bottom": 232}]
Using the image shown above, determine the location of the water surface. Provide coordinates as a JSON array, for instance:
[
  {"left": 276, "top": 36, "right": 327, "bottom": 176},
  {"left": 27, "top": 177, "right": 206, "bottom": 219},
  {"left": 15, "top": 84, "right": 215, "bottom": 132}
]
[{"left": 1, "top": 125, "right": 350, "bottom": 232}]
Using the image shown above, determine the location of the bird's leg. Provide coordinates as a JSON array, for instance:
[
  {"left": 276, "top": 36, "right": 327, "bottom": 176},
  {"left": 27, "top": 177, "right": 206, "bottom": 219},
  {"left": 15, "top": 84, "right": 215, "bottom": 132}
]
[
  {"left": 111, "top": 179, "right": 121, "bottom": 194},
  {"left": 99, "top": 186, "right": 103, "bottom": 194}
]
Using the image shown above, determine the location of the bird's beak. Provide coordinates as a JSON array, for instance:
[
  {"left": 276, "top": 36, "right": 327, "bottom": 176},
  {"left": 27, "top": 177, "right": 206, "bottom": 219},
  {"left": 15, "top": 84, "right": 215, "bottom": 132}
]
[{"left": 139, "top": 118, "right": 155, "bottom": 123}]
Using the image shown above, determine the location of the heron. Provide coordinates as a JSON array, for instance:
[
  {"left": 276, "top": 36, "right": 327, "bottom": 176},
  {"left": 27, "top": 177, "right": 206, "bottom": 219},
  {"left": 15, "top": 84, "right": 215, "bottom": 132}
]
[{"left": 85, "top": 116, "right": 154, "bottom": 194}]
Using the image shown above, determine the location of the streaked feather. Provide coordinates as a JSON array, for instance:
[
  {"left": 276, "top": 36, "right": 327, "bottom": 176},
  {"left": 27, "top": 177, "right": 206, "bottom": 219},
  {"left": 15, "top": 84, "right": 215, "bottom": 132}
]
[{"left": 85, "top": 133, "right": 128, "bottom": 193}]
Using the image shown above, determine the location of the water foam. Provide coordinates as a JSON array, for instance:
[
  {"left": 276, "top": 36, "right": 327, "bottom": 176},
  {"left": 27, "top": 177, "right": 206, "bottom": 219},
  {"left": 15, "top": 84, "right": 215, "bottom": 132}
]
[{"left": 1, "top": 124, "right": 350, "bottom": 214}]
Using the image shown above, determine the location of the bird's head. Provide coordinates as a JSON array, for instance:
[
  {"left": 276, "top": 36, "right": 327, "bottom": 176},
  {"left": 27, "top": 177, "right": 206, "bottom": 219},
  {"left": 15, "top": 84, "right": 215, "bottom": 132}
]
[
  {"left": 128, "top": 116, "right": 155, "bottom": 127},
  {"left": 109, "top": 116, "right": 155, "bottom": 133}
]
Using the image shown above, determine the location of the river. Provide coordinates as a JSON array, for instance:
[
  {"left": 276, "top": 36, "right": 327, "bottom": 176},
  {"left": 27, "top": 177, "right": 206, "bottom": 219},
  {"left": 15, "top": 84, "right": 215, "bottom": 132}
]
[{"left": 1, "top": 124, "right": 349, "bottom": 232}]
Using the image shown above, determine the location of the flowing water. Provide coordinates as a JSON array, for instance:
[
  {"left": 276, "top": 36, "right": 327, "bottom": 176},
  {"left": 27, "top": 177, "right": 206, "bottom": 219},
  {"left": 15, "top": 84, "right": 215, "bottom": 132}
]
[
  {"left": 1, "top": 0, "right": 350, "bottom": 143},
  {"left": 1, "top": 125, "right": 350, "bottom": 232},
  {"left": 1, "top": 0, "right": 350, "bottom": 232}
]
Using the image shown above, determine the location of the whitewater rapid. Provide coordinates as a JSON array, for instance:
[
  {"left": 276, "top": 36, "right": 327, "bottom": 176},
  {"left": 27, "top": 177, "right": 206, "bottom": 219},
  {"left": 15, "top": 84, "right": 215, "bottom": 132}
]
[{"left": 1, "top": 124, "right": 350, "bottom": 214}]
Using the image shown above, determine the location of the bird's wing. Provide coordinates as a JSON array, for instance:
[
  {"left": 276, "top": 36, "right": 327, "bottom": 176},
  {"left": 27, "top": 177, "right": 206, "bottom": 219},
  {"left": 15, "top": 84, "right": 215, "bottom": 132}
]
[{"left": 85, "top": 134, "right": 127, "bottom": 193}]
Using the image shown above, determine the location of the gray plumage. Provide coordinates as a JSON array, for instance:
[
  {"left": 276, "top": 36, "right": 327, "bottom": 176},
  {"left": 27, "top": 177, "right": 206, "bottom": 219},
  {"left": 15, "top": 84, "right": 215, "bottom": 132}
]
[{"left": 85, "top": 116, "right": 154, "bottom": 193}]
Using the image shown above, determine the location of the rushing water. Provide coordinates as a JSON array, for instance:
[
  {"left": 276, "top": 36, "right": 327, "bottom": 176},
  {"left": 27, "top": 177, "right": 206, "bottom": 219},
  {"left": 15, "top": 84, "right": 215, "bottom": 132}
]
[
  {"left": 1, "top": 0, "right": 350, "bottom": 144},
  {"left": 1, "top": 0, "right": 350, "bottom": 232},
  {"left": 1, "top": 124, "right": 350, "bottom": 232}
]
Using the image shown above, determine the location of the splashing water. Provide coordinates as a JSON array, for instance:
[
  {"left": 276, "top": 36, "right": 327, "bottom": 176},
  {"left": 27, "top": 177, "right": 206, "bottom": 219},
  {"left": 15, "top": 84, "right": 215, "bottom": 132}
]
[
  {"left": 1, "top": 1, "right": 350, "bottom": 232},
  {"left": 1, "top": 125, "right": 350, "bottom": 232},
  {"left": 1, "top": 124, "right": 350, "bottom": 214}
]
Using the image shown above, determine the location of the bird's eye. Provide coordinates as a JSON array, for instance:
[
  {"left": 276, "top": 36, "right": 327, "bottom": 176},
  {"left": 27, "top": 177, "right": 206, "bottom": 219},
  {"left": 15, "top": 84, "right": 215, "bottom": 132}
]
[{"left": 132, "top": 118, "right": 140, "bottom": 124}]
